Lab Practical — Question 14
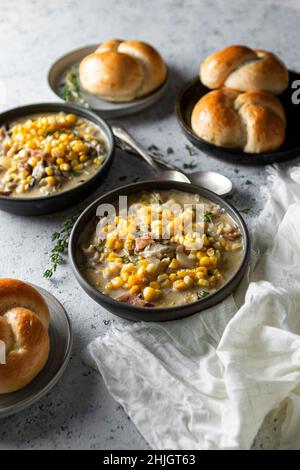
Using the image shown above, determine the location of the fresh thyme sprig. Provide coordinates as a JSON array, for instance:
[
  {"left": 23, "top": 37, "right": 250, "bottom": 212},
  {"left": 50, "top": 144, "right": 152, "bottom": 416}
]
[
  {"left": 43, "top": 214, "right": 79, "bottom": 279},
  {"left": 63, "top": 66, "right": 91, "bottom": 109},
  {"left": 203, "top": 211, "right": 213, "bottom": 223}
]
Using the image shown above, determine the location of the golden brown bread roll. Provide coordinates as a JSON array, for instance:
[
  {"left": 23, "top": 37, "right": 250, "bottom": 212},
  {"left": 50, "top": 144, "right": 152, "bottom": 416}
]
[
  {"left": 191, "top": 88, "right": 286, "bottom": 153},
  {"left": 0, "top": 279, "right": 50, "bottom": 394},
  {"left": 79, "top": 39, "right": 167, "bottom": 102},
  {"left": 200, "top": 45, "right": 288, "bottom": 95}
]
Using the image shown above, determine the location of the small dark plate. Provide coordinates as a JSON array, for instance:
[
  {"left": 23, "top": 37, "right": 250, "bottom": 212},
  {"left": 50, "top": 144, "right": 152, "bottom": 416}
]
[
  {"left": 0, "top": 103, "right": 115, "bottom": 215},
  {"left": 175, "top": 71, "right": 300, "bottom": 165},
  {"left": 69, "top": 180, "right": 250, "bottom": 322}
]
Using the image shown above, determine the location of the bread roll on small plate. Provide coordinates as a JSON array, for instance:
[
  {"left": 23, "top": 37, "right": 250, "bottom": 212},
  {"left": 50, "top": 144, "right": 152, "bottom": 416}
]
[
  {"left": 0, "top": 279, "right": 72, "bottom": 418},
  {"left": 200, "top": 45, "right": 288, "bottom": 95},
  {"left": 175, "top": 71, "right": 300, "bottom": 164},
  {"left": 191, "top": 88, "right": 286, "bottom": 153},
  {"left": 48, "top": 40, "right": 168, "bottom": 118}
]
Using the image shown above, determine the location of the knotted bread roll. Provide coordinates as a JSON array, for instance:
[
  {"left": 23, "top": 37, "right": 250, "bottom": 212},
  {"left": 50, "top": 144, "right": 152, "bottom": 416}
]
[
  {"left": 0, "top": 279, "right": 50, "bottom": 394},
  {"left": 200, "top": 45, "right": 288, "bottom": 95},
  {"left": 191, "top": 88, "right": 286, "bottom": 153},
  {"left": 79, "top": 39, "right": 167, "bottom": 102}
]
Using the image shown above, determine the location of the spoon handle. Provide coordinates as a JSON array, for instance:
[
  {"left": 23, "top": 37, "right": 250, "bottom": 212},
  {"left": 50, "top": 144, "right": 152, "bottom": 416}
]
[
  {"left": 116, "top": 138, "right": 180, "bottom": 171},
  {"left": 112, "top": 126, "right": 161, "bottom": 174}
]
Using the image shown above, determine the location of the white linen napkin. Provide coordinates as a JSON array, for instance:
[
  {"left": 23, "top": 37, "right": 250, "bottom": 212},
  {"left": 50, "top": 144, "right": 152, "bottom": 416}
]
[{"left": 83, "top": 165, "right": 300, "bottom": 450}]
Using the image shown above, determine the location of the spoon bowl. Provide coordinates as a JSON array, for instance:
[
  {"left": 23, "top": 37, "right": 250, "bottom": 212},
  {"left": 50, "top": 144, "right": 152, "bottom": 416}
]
[
  {"left": 114, "top": 128, "right": 233, "bottom": 196},
  {"left": 188, "top": 170, "right": 232, "bottom": 195}
]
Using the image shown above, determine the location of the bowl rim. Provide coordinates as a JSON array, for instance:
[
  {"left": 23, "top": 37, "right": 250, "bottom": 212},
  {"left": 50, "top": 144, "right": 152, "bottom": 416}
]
[
  {"left": 0, "top": 102, "right": 114, "bottom": 203},
  {"left": 175, "top": 74, "right": 300, "bottom": 161},
  {"left": 69, "top": 180, "right": 250, "bottom": 315}
]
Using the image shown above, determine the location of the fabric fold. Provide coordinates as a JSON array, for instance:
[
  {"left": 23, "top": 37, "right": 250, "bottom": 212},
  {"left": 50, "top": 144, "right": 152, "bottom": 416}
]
[{"left": 83, "top": 165, "right": 300, "bottom": 450}]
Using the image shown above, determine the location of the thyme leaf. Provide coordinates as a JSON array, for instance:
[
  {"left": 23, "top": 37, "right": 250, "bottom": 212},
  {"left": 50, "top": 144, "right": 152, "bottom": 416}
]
[
  {"left": 63, "top": 66, "right": 90, "bottom": 109},
  {"left": 239, "top": 208, "right": 251, "bottom": 214},
  {"left": 43, "top": 214, "right": 79, "bottom": 279},
  {"left": 203, "top": 211, "right": 213, "bottom": 223},
  {"left": 183, "top": 162, "right": 197, "bottom": 170},
  {"left": 185, "top": 144, "right": 197, "bottom": 156}
]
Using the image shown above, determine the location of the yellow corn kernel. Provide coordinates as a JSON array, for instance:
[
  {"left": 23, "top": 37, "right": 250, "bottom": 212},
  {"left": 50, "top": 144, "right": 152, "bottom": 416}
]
[
  {"left": 121, "top": 272, "right": 129, "bottom": 282},
  {"left": 128, "top": 274, "right": 138, "bottom": 287},
  {"left": 107, "top": 252, "right": 117, "bottom": 262},
  {"left": 106, "top": 237, "right": 115, "bottom": 249},
  {"left": 173, "top": 280, "right": 187, "bottom": 291},
  {"left": 195, "top": 271, "right": 205, "bottom": 280},
  {"left": 110, "top": 276, "right": 123, "bottom": 289},
  {"left": 196, "top": 266, "right": 207, "bottom": 274},
  {"left": 122, "top": 263, "right": 136, "bottom": 273},
  {"left": 143, "top": 286, "right": 157, "bottom": 302},
  {"left": 60, "top": 163, "right": 71, "bottom": 172},
  {"left": 196, "top": 251, "right": 205, "bottom": 260},
  {"left": 28, "top": 156, "right": 38, "bottom": 167},
  {"left": 55, "top": 157, "right": 63, "bottom": 165},
  {"left": 114, "top": 239, "right": 123, "bottom": 250},
  {"left": 46, "top": 176, "right": 56, "bottom": 186},
  {"left": 183, "top": 275, "right": 194, "bottom": 288},
  {"left": 72, "top": 141, "right": 84, "bottom": 153},
  {"left": 199, "top": 256, "right": 211, "bottom": 267},
  {"left": 65, "top": 114, "right": 77, "bottom": 125},
  {"left": 146, "top": 263, "right": 158, "bottom": 275},
  {"left": 124, "top": 239, "right": 134, "bottom": 250},
  {"left": 45, "top": 167, "right": 54, "bottom": 176},
  {"left": 149, "top": 281, "right": 160, "bottom": 289},
  {"left": 169, "top": 273, "right": 177, "bottom": 282},
  {"left": 198, "top": 278, "right": 209, "bottom": 287},
  {"left": 202, "top": 234, "right": 209, "bottom": 245},
  {"left": 168, "top": 258, "right": 179, "bottom": 270},
  {"left": 176, "top": 270, "right": 188, "bottom": 278},
  {"left": 25, "top": 175, "right": 33, "bottom": 184},
  {"left": 79, "top": 154, "right": 89, "bottom": 163},
  {"left": 138, "top": 259, "right": 148, "bottom": 267},
  {"left": 161, "top": 279, "right": 171, "bottom": 289},
  {"left": 157, "top": 273, "right": 168, "bottom": 283},
  {"left": 136, "top": 267, "right": 146, "bottom": 280},
  {"left": 52, "top": 147, "right": 63, "bottom": 159},
  {"left": 130, "top": 285, "right": 140, "bottom": 295}
]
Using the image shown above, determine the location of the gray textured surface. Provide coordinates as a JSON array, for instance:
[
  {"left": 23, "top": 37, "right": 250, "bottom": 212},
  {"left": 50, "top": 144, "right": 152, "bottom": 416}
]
[{"left": 0, "top": 0, "right": 299, "bottom": 450}]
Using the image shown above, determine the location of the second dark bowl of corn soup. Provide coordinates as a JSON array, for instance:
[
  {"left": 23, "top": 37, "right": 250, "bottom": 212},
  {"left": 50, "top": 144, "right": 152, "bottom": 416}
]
[
  {"left": 0, "top": 103, "right": 114, "bottom": 215},
  {"left": 69, "top": 181, "right": 250, "bottom": 321}
]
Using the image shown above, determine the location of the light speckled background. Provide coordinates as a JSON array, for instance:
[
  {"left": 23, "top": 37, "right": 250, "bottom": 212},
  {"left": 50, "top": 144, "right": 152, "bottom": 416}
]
[{"left": 0, "top": 0, "right": 299, "bottom": 450}]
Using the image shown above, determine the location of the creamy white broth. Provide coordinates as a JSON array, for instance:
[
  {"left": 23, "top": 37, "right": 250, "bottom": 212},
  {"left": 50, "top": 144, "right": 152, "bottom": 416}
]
[
  {"left": 78, "top": 190, "right": 244, "bottom": 308},
  {"left": 0, "top": 112, "right": 108, "bottom": 198}
]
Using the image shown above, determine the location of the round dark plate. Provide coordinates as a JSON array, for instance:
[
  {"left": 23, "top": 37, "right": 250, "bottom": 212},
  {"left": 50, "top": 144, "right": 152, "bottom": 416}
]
[
  {"left": 0, "top": 285, "right": 72, "bottom": 418},
  {"left": 48, "top": 45, "right": 169, "bottom": 118},
  {"left": 175, "top": 71, "right": 300, "bottom": 165},
  {"left": 69, "top": 180, "right": 250, "bottom": 322},
  {"left": 0, "top": 102, "right": 115, "bottom": 215}
]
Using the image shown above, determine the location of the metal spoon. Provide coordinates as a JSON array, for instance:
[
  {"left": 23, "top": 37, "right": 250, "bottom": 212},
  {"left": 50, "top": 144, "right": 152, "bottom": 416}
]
[
  {"left": 113, "top": 126, "right": 190, "bottom": 184},
  {"left": 113, "top": 126, "right": 233, "bottom": 196}
]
